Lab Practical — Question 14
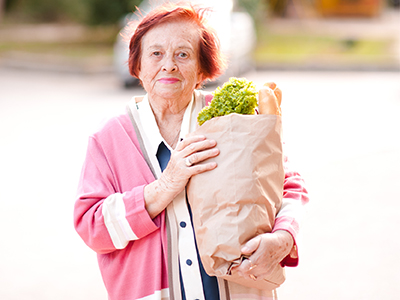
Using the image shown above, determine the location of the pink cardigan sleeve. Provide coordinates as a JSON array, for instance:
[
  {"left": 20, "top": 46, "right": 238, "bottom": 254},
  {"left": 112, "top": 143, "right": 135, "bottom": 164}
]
[
  {"left": 272, "top": 155, "right": 309, "bottom": 267},
  {"left": 74, "top": 134, "right": 160, "bottom": 254}
]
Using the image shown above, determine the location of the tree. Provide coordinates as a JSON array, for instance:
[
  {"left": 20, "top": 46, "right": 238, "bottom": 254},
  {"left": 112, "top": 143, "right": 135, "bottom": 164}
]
[
  {"left": 1, "top": 0, "right": 142, "bottom": 24},
  {"left": 0, "top": 0, "right": 4, "bottom": 22},
  {"left": 84, "top": 0, "right": 142, "bottom": 25}
]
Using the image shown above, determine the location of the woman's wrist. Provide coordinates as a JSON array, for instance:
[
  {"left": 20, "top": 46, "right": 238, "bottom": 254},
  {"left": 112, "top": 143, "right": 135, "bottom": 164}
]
[
  {"left": 273, "top": 230, "right": 294, "bottom": 254},
  {"left": 274, "top": 230, "right": 298, "bottom": 260},
  {"left": 144, "top": 177, "right": 178, "bottom": 219}
]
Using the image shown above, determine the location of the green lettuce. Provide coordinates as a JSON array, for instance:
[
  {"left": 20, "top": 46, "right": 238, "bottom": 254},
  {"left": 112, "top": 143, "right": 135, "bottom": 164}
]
[{"left": 197, "top": 77, "right": 258, "bottom": 126}]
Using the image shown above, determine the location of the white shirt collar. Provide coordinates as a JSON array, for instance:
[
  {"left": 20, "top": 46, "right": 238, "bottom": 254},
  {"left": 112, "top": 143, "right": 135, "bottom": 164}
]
[{"left": 136, "top": 94, "right": 195, "bottom": 157}]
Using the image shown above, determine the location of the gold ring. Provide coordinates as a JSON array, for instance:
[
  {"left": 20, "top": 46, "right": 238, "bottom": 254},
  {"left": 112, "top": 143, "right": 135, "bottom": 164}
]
[
  {"left": 249, "top": 274, "right": 257, "bottom": 281},
  {"left": 249, "top": 260, "right": 258, "bottom": 271},
  {"left": 249, "top": 265, "right": 257, "bottom": 271}
]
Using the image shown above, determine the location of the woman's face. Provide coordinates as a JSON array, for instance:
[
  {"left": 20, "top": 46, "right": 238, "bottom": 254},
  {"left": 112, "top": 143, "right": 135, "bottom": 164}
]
[{"left": 138, "top": 20, "right": 203, "bottom": 103}]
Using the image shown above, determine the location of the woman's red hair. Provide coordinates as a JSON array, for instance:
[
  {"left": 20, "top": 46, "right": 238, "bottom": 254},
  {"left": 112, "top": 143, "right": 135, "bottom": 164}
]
[{"left": 127, "top": 2, "right": 226, "bottom": 87}]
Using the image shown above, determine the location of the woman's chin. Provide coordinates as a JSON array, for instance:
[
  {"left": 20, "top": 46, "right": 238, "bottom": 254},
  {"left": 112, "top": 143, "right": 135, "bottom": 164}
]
[{"left": 153, "top": 85, "right": 183, "bottom": 98}]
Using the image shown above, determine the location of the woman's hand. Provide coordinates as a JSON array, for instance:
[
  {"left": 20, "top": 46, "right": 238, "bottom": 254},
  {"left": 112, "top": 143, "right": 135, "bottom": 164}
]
[
  {"left": 161, "top": 135, "right": 219, "bottom": 195},
  {"left": 144, "top": 135, "right": 219, "bottom": 218},
  {"left": 233, "top": 230, "right": 297, "bottom": 281}
]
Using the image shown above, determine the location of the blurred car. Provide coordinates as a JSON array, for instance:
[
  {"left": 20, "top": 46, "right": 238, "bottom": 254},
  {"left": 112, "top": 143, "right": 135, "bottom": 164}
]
[{"left": 113, "top": 0, "right": 256, "bottom": 88}]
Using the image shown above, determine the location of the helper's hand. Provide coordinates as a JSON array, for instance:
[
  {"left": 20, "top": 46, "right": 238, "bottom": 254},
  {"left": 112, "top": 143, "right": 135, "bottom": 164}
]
[{"left": 233, "top": 230, "right": 296, "bottom": 281}]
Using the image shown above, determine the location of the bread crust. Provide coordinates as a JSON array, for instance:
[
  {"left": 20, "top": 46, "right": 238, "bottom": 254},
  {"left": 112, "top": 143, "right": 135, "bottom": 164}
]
[{"left": 258, "top": 83, "right": 282, "bottom": 116}]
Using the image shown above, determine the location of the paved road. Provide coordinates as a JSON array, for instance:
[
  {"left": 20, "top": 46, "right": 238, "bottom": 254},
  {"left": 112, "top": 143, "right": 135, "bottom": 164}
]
[{"left": 0, "top": 68, "right": 399, "bottom": 299}]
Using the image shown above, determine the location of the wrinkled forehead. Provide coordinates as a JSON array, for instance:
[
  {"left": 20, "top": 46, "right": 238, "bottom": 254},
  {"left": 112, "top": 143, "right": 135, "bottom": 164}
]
[{"left": 142, "top": 19, "right": 202, "bottom": 49}]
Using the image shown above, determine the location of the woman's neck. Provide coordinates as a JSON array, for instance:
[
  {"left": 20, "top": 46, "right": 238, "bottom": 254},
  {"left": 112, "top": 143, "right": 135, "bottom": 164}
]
[
  {"left": 149, "top": 95, "right": 191, "bottom": 148},
  {"left": 150, "top": 93, "right": 191, "bottom": 115}
]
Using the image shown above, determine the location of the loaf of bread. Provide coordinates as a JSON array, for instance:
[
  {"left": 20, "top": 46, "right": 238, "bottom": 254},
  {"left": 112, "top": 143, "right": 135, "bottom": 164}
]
[{"left": 258, "top": 82, "right": 282, "bottom": 116}]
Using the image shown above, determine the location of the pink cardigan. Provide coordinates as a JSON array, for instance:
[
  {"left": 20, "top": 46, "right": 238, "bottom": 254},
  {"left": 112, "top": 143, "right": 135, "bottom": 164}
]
[{"left": 74, "top": 112, "right": 308, "bottom": 299}]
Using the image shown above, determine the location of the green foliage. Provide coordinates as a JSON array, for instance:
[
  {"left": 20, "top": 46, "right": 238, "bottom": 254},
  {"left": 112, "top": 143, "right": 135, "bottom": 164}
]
[
  {"left": 197, "top": 77, "right": 258, "bottom": 126},
  {"left": 236, "top": 0, "right": 268, "bottom": 27},
  {"left": 3, "top": 0, "right": 141, "bottom": 24},
  {"left": 237, "top": 0, "right": 261, "bottom": 19},
  {"left": 84, "top": 0, "right": 141, "bottom": 25},
  {"left": 6, "top": 0, "right": 65, "bottom": 22}
]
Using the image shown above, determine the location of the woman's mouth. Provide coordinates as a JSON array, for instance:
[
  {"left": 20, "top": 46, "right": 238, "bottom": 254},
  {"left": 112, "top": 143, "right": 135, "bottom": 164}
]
[{"left": 158, "top": 77, "right": 179, "bottom": 84}]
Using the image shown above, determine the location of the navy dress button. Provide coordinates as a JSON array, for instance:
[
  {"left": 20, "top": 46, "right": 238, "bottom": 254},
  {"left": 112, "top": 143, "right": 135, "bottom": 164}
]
[
  {"left": 186, "top": 259, "right": 192, "bottom": 266},
  {"left": 180, "top": 221, "right": 187, "bottom": 228}
]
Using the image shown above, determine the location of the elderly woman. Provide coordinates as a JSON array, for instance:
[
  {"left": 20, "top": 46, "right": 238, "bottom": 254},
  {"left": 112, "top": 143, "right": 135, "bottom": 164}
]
[{"left": 74, "top": 3, "right": 308, "bottom": 300}]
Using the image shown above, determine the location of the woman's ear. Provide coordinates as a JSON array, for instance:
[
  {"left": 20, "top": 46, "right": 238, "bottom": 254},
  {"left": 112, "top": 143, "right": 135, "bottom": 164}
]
[{"left": 196, "top": 72, "right": 204, "bottom": 86}]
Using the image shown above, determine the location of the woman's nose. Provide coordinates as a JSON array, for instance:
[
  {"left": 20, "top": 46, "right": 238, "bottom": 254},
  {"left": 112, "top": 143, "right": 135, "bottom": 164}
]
[{"left": 162, "top": 56, "right": 177, "bottom": 72}]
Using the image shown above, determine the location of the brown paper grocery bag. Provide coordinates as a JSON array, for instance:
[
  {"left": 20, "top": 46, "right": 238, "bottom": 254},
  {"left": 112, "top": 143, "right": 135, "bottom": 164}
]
[{"left": 186, "top": 113, "right": 285, "bottom": 290}]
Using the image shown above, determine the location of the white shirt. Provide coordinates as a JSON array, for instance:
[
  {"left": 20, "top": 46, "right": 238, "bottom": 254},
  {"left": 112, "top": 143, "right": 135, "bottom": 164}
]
[{"left": 133, "top": 94, "right": 206, "bottom": 300}]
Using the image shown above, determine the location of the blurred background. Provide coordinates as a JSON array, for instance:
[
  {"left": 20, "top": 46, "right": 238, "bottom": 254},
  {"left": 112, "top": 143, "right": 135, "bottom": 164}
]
[
  {"left": 0, "top": 0, "right": 399, "bottom": 77},
  {"left": 0, "top": 1, "right": 399, "bottom": 300}
]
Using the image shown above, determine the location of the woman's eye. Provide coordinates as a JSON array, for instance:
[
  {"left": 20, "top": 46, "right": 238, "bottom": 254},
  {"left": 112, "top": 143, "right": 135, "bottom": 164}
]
[
  {"left": 152, "top": 51, "right": 161, "bottom": 56},
  {"left": 178, "top": 52, "right": 188, "bottom": 58}
]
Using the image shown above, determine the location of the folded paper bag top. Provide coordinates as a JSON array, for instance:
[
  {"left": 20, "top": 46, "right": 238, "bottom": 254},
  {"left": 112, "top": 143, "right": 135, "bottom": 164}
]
[{"left": 186, "top": 113, "right": 285, "bottom": 290}]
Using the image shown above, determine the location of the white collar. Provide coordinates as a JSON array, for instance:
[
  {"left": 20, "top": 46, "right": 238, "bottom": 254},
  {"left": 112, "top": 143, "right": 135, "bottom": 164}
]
[{"left": 136, "top": 94, "right": 195, "bottom": 158}]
